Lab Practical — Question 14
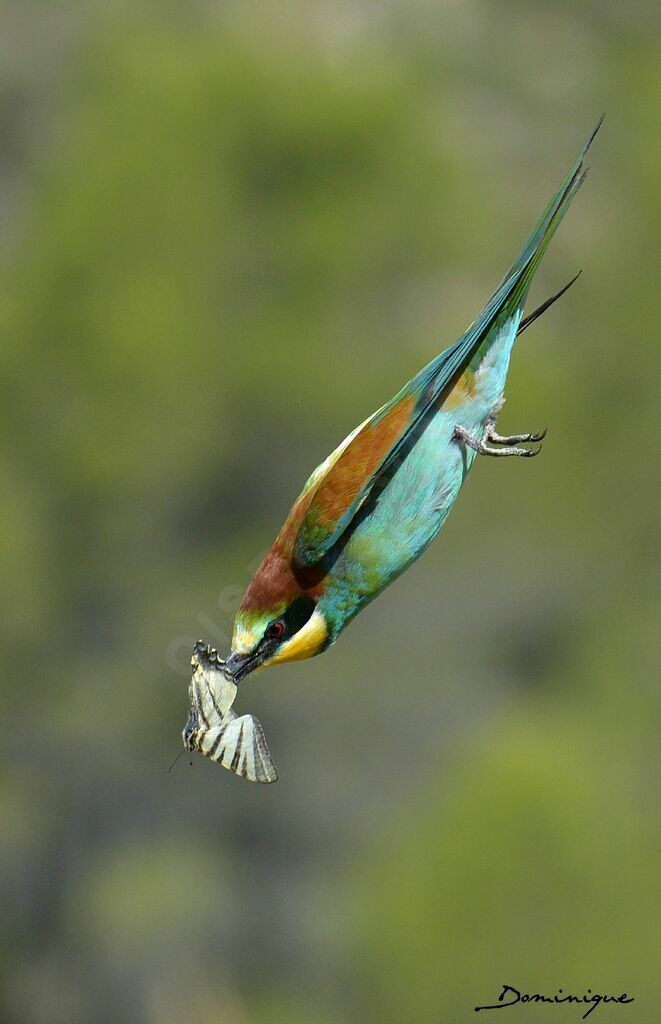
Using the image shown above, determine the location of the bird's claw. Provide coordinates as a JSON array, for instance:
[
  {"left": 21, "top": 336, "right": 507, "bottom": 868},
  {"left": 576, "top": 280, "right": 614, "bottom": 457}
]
[
  {"left": 486, "top": 425, "right": 547, "bottom": 445},
  {"left": 454, "top": 424, "right": 545, "bottom": 458}
]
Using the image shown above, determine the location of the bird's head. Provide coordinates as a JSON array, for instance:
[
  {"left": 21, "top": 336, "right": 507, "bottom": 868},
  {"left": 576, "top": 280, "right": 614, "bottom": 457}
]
[{"left": 225, "top": 594, "right": 330, "bottom": 682}]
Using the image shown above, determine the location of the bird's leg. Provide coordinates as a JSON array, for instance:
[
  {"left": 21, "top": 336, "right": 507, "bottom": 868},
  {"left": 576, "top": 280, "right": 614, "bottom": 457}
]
[{"left": 453, "top": 424, "right": 542, "bottom": 458}]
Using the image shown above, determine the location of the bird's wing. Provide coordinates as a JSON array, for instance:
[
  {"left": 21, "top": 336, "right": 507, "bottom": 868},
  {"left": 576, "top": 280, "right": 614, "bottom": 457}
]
[{"left": 293, "top": 119, "right": 602, "bottom": 567}]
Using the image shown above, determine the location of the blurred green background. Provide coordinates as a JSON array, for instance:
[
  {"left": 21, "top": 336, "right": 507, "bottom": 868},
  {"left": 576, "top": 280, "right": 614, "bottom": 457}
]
[{"left": 1, "top": 2, "right": 660, "bottom": 1022}]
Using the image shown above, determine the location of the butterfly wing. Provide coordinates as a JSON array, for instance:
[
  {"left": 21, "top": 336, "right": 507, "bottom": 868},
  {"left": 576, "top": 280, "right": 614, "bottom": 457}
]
[
  {"left": 195, "top": 714, "right": 279, "bottom": 784},
  {"left": 187, "top": 642, "right": 237, "bottom": 725},
  {"left": 184, "top": 642, "right": 278, "bottom": 784}
]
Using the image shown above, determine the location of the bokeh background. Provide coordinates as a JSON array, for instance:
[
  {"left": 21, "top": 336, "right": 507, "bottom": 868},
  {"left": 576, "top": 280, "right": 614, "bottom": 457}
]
[{"left": 2, "top": 2, "right": 660, "bottom": 1022}]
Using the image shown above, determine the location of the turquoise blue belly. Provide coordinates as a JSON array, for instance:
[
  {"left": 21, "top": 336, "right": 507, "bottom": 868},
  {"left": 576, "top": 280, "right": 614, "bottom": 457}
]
[{"left": 319, "top": 316, "right": 519, "bottom": 636}]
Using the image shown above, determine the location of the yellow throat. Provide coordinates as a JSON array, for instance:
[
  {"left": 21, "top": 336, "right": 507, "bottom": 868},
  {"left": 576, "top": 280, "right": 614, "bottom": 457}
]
[{"left": 264, "top": 608, "right": 329, "bottom": 666}]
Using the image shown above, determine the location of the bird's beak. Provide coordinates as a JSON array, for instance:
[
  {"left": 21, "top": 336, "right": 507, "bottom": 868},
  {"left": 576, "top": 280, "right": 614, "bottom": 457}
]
[{"left": 224, "top": 649, "right": 263, "bottom": 683}]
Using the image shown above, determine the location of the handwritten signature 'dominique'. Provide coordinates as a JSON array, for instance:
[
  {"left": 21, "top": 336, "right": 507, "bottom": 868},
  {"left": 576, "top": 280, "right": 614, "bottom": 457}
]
[{"left": 474, "top": 984, "right": 634, "bottom": 1020}]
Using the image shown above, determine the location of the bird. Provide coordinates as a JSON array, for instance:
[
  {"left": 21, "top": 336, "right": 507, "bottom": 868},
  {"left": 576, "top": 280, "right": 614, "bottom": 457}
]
[{"left": 183, "top": 118, "right": 602, "bottom": 783}]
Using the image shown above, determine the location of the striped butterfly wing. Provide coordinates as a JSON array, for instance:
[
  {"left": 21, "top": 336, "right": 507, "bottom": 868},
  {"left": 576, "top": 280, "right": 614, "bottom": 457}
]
[
  {"left": 184, "top": 642, "right": 278, "bottom": 784},
  {"left": 195, "top": 714, "right": 278, "bottom": 784}
]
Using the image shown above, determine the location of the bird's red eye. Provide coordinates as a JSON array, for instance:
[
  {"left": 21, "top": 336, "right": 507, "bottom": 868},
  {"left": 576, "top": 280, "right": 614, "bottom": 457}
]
[{"left": 266, "top": 621, "right": 285, "bottom": 640}]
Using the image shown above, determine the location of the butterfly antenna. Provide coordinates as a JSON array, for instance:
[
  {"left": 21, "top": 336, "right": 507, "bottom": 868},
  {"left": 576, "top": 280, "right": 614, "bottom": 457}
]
[{"left": 166, "top": 749, "right": 188, "bottom": 773}]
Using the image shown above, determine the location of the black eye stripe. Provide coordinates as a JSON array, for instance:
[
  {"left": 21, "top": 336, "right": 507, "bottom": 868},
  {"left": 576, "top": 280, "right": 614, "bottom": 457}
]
[{"left": 264, "top": 597, "right": 316, "bottom": 644}]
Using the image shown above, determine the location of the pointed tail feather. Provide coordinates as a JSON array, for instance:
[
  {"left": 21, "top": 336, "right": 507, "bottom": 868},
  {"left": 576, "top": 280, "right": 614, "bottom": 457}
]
[
  {"left": 467, "top": 115, "right": 603, "bottom": 336},
  {"left": 501, "top": 117, "right": 602, "bottom": 309},
  {"left": 516, "top": 270, "right": 582, "bottom": 336},
  {"left": 408, "top": 117, "right": 604, "bottom": 397}
]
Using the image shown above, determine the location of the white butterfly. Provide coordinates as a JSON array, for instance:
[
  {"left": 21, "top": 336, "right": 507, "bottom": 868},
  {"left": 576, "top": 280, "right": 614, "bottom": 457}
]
[{"left": 182, "top": 641, "right": 278, "bottom": 784}]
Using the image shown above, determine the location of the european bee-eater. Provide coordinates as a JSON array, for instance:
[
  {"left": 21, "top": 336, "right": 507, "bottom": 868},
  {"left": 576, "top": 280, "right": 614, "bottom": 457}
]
[{"left": 183, "top": 119, "right": 602, "bottom": 782}]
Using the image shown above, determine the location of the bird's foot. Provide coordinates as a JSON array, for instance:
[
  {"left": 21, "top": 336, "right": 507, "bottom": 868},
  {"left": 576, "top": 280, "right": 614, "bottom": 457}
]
[
  {"left": 486, "top": 425, "right": 547, "bottom": 445},
  {"left": 453, "top": 424, "right": 544, "bottom": 458}
]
